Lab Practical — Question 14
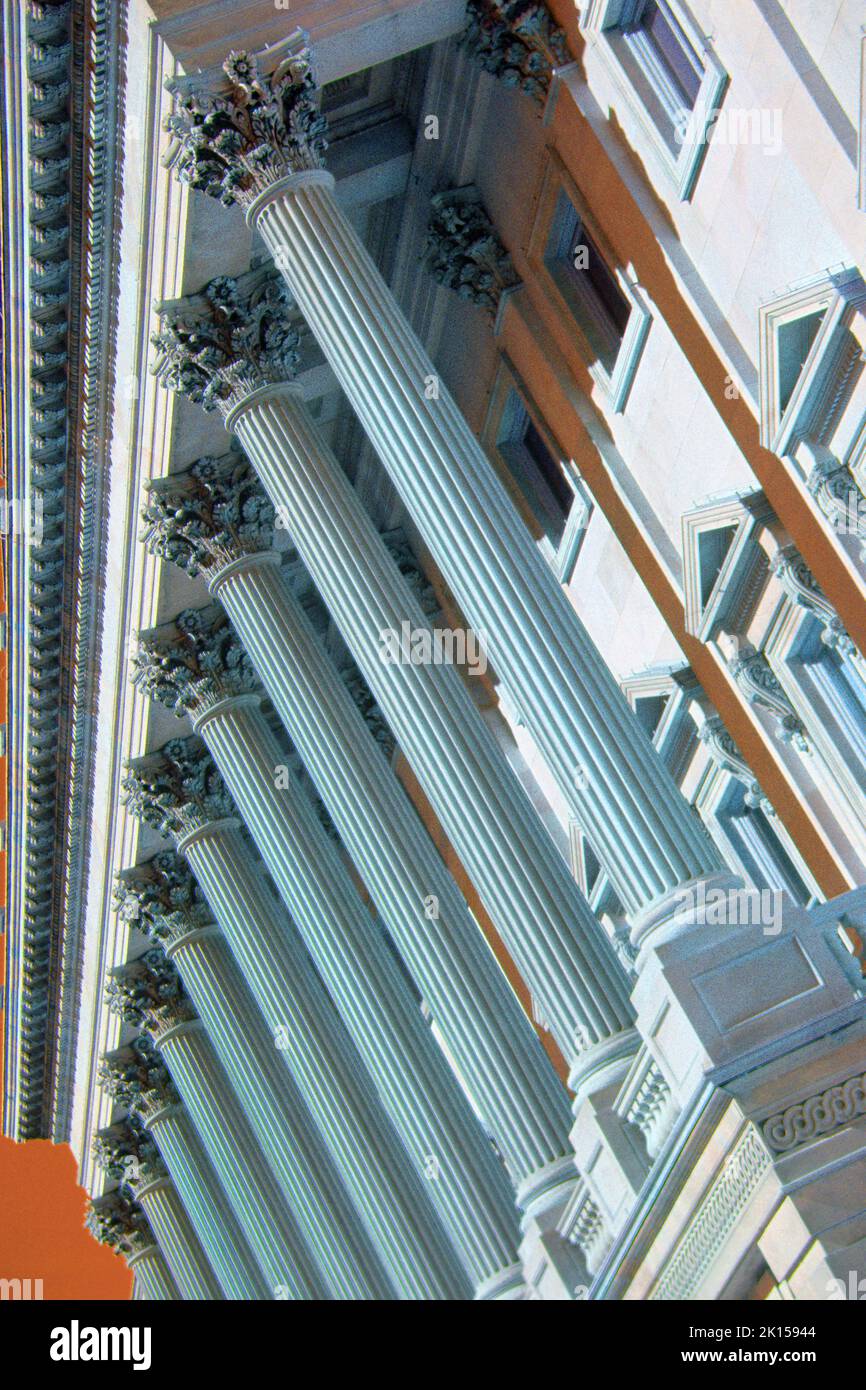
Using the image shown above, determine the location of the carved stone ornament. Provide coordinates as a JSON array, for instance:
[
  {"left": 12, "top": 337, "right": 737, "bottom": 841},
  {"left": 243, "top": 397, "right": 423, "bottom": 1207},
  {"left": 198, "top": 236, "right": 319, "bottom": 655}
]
[
  {"left": 105, "top": 950, "right": 197, "bottom": 1037},
  {"left": 462, "top": 2, "right": 571, "bottom": 106},
  {"left": 86, "top": 1191, "right": 158, "bottom": 1259},
  {"left": 728, "top": 647, "right": 811, "bottom": 753},
  {"left": 122, "top": 736, "right": 237, "bottom": 843},
  {"left": 92, "top": 1114, "right": 168, "bottom": 1189},
  {"left": 424, "top": 187, "right": 520, "bottom": 317},
  {"left": 762, "top": 1070, "right": 866, "bottom": 1152},
  {"left": 698, "top": 715, "right": 774, "bottom": 815},
  {"left": 151, "top": 265, "right": 300, "bottom": 416},
  {"left": 115, "top": 852, "right": 215, "bottom": 948},
  {"left": 141, "top": 447, "right": 275, "bottom": 579},
  {"left": 97, "top": 1034, "right": 179, "bottom": 1121},
  {"left": 770, "top": 545, "right": 858, "bottom": 658},
  {"left": 164, "top": 32, "right": 327, "bottom": 210},
  {"left": 132, "top": 604, "right": 261, "bottom": 720}
]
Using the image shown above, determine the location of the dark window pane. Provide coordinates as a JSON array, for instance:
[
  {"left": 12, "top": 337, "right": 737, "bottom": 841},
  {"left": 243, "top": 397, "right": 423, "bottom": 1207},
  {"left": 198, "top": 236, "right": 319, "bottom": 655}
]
[
  {"left": 642, "top": 0, "right": 702, "bottom": 109},
  {"left": 523, "top": 418, "right": 574, "bottom": 518}
]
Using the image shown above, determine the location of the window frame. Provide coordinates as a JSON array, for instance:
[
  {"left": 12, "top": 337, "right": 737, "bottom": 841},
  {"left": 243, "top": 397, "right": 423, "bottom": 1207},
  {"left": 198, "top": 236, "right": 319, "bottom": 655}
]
[
  {"left": 482, "top": 355, "right": 593, "bottom": 582},
  {"left": 528, "top": 154, "right": 652, "bottom": 414},
  {"left": 757, "top": 268, "right": 866, "bottom": 458},
  {"left": 579, "top": 0, "right": 728, "bottom": 201}
]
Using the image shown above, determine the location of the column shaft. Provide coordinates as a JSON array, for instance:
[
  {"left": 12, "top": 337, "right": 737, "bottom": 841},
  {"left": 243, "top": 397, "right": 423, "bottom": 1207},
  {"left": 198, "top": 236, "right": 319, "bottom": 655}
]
[
  {"left": 135, "top": 1175, "right": 224, "bottom": 1300},
  {"left": 151, "top": 1027, "right": 330, "bottom": 1299},
  {"left": 212, "top": 551, "right": 573, "bottom": 1200},
  {"left": 140, "top": 1104, "right": 272, "bottom": 1300},
  {"left": 251, "top": 171, "right": 723, "bottom": 917},
  {"left": 195, "top": 695, "right": 524, "bottom": 1297},
  {"left": 127, "top": 1245, "right": 181, "bottom": 1301},
  {"left": 171, "top": 854, "right": 467, "bottom": 1299},
  {"left": 227, "top": 386, "right": 632, "bottom": 1068}
]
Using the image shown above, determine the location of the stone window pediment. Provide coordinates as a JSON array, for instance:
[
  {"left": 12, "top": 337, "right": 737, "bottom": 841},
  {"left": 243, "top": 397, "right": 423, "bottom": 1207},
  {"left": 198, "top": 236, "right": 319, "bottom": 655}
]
[
  {"left": 682, "top": 491, "right": 770, "bottom": 640},
  {"left": 758, "top": 267, "right": 866, "bottom": 458}
]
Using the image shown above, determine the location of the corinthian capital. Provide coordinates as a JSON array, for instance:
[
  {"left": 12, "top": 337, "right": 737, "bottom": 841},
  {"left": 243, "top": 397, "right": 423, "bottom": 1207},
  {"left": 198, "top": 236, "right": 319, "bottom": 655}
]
[
  {"left": 132, "top": 605, "right": 262, "bottom": 720},
  {"left": 424, "top": 187, "right": 520, "bottom": 318},
  {"left": 98, "top": 1035, "right": 179, "bottom": 1120},
  {"left": 122, "top": 736, "right": 238, "bottom": 843},
  {"left": 86, "top": 1191, "right": 157, "bottom": 1259},
  {"left": 151, "top": 266, "right": 300, "bottom": 416},
  {"left": 93, "top": 1115, "right": 168, "bottom": 1189},
  {"left": 115, "top": 852, "right": 215, "bottom": 947},
  {"left": 141, "top": 448, "right": 275, "bottom": 579},
  {"left": 462, "top": 2, "right": 571, "bottom": 106},
  {"left": 106, "top": 950, "right": 197, "bottom": 1037},
  {"left": 164, "top": 32, "right": 328, "bottom": 210}
]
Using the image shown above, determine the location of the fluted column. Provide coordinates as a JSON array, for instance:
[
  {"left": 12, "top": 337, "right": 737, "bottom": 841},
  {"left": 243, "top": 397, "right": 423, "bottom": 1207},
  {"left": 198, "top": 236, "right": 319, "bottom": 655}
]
[
  {"left": 113, "top": 872, "right": 439, "bottom": 1295},
  {"left": 92, "top": 1113, "right": 226, "bottom": 1300},
  {"left": 139, "top": 471, "right": 574, "bottom": 1211},
  {"left": 126, "top": 1247, "right": 179, "bottom": 1301},
  {"left": 124, "top": 730, "right": 523, "bottom": 1298},
  {"left": 86, "top": 1191, "right": 182, "bottom": 1301},
  {"left": 164, "top": 39, "right": 725, "bottom": 930},
  {"left": 149, "top": 281, "right": 634, "bottom": 1088},
  {"left": 117, "top": 851, "right": 469, "bottom": 1301},
  {"left": 100, "top": 1030, "right": 326, "bottom": 1299}
]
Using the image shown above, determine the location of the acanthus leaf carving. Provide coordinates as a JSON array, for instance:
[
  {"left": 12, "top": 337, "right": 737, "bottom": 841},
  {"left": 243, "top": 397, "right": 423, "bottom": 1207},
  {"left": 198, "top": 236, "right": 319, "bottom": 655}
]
[
  {"left": 122, "top": 735, "right": 238, "bottom": 843},
  {"left": 141, "top": 446, "right": 275, "bottom": 578},
  {"left": 164, "top": 33, "right": 328, "bottom": 210},
  {"left": 151, "top": 266, "right": 301, "bottom": 417}
]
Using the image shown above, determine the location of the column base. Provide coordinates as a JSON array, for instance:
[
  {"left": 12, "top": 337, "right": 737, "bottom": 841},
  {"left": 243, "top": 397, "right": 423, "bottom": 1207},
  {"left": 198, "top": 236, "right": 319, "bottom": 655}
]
[
  {"left": 567, "top": 1027, "right": 641, "bottom": 1102},
  {"left": 516, "top": 1153, "right": 579, "bottom": 1220},
  {"left": 630, "top": 870, "right": 745, "bottom": 965},
  {"left": 474, "top": 1262, "right": 527, "bottom": 1301}
]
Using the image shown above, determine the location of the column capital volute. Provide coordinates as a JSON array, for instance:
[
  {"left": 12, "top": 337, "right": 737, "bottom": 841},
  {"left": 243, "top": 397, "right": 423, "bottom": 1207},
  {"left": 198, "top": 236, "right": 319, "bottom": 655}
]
[
  {"left": 86, "top": 1190, "right": 159, "bottom": 1260},
  {"left": 132, "top": 604, "right": 263, "bottom": 721},
  {"left": 164, "top": 31, "right": 329, "bottom": 212},
  {"left": 92, "top": 1107, "right": 171, "bottom": 1185},
  {"left": 151, "top": 264, "right": 301, "bottom": 419},
  {"left": 122, "top": 735, "right": 238, "bottom": 844},
  {"left": 141, "top": 445, "right": 277, "bottom": 580},
  {"left": 105, "top": 949, "right": 198, "bottom": 1039},
  {"left": 115, "top": 850, "right": 216, "bottom": 948},
  {"left": 98, "top": 1035, "right": 181, "bottom": 1121}
]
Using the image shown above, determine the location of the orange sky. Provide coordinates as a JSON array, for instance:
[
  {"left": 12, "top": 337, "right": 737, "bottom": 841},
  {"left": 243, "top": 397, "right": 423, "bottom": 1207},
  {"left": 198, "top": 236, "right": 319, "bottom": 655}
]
[{"left": 0, "top": 938, "right": 132, "bottom": 1300}]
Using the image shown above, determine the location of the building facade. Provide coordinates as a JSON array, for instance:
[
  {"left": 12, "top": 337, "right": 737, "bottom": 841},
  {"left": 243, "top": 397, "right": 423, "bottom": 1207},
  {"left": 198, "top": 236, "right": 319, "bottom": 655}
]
[{"left": 3, "top": 0, "right": 866, "bottom": 1300}]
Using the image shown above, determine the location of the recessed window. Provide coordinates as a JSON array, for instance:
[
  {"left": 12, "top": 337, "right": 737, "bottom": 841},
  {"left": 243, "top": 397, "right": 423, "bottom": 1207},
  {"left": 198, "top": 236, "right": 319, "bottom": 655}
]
[
  {"left": 776, "top": 310, "right": 826, "bottom": 415},
  {"left": 497, "top": 389, "right": 574, "bottom": 546},
  {"left": 484, "top": 356, "right": 594, "bottom": 580},
  {"left": 697, "top": 525, "right": 737, "bottom": 608},
  {"left": 633, "top": 693, "right": 669, "bottom": 739},
  {"left": 544, "top": 191, "right": 631, "bottom": 374},
  {"left": 623, "top": 0, "right": 704, "bottom": 127},
  {"left": 580, "top": 0, "right": 728, "bottom": 200}
]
